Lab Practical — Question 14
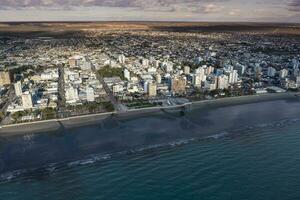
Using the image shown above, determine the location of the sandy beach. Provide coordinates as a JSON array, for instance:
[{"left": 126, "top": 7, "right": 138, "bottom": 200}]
[{"left": 0, "top": 92, "right": 298, "bottom": 136}]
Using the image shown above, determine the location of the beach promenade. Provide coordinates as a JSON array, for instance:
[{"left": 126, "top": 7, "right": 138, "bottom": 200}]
[{"left": 0, "top": 92, "right": 298, "bottom": 136}]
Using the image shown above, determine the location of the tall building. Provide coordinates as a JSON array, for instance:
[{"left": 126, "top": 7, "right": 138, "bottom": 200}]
[
  {"left": 254, "top": 66, "right": 262, "bottom": 80},
  {"left": 195, "top": 67, "right": 205, "bottom": 75},
  {"left": 86, "top": 87, "right": 95, "bottom": 102},
  {"left": 292, "top": 58, "right": 299, "bottom": 70},
  {"left": 156, "top": 74, "right": 162, "bottom": 84},
  {"left": 124, "top": 69, "right": 130, "bottom": 80},
  {"left": 206, "top": 66, "right": 214, "bottom": 75},
  {"left": 280, "top": 69, "right": 289, "bottom": 79},
  {"left": 148, "top": 83, "right": 157, "bottom": 97},
  {"left": 235, "top": 64, "right": 246, "bottom": 75},
  {"left": 267, "top": 67, "right": 276, "bottom": 77},
  {"left": 118, "top": 54, "right": 126, "bottom": 64},
  {"left": 14, "top": 81, "right": 22, "bottom": 96},
  {"left": 184, "top": 66, "right": 190, "bottom": 75},
  {"left": 217, "top": 75, "right": 229, "bottom": 90},
  {"left": 22, "top": 92, "right": 33, "bottom": 109},
  {"left": 194, "top": 67, "right": 206, "bottom": 87},
  {"left": 194, "top": 73, "right": 206, "bottom": 87},
  {"left": 228, "top": 70, "right": 238, "bottom": 84},
  {"left": 296, "top": 76, "right": 300, "bottom": 87},
  {"left": 171, "top": 77, "right": 186, "bottom": 95},
  {"left": 143, "top": 81, "right": 149, "bottom": 93},
  {"left": 0, "top": 71, "right": 11, "bottom": 86}
]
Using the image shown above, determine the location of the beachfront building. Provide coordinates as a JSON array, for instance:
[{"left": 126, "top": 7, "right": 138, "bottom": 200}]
[
  {"left": 217, "top": 75, "right": 229, "bottom": 90},
  {"left": 148, "top": 83, "right": 157, "bottom": 97},
  {"left": 22, "top": 92, "right": 33, "bottom": 109},
  {"left": 171, "top": 77, "right": 186, "bottom": 95},
  {"left": 228, "top": 70, "right": 238, "bottom": 84}
]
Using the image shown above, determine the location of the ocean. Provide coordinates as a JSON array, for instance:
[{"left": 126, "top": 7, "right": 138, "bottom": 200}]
[{"left": 0, "top": 99, "right": 300, "bottom": 200}]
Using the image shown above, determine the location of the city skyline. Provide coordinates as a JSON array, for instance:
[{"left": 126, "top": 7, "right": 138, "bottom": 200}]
[{"left": 0, "top": 0, "right": 300, "bottom": 23}]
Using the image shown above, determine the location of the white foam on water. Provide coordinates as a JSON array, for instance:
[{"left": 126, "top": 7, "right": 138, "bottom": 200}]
[{"left": 2, "top": 117, "right": 300, "bottom": 183}]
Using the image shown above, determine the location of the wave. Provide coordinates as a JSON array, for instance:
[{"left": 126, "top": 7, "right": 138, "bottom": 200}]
[
  {"left": 1, "top": 117, "right": 300, "bottom": 183},
  {"left": 0, "top": 138, "right": 200, "bottom": 183},
  {"left": 206, "top": 131, "right": 230, "bottom": 139}
]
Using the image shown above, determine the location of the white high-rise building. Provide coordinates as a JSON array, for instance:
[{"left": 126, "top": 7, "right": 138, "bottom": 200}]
[
  {"left": 267, "top": 67, "right": 276, "bottom": 77},
  {"left": 217, "top": 75, "right": 229, "bottom": 90},
  {"left": 86, "top": 87, "right": 95, "bottom": 102},
  {"left": 156, "top": 74, "right": 162, "bottom": 84},
  {"left": 194, "top": 67, "right": 206, "bottom": 87},
  {"left": 124, "top": 69, "right": 130, "bottom": 80},
  {"left": 14, "top": 81, "right": 22, "bottom": 96},
  {"left": 194, "top": 74, "right": 206, "bottom": 87},
  {"left": 280, "top": 69, "right": 289, "bottom": 79},
  {"left": 22, "top": 91, "right": 33, "bottom": 109},
  {"left": 195, "top": 67, "right": 205, "bottom": 75},
  {"left": 118, "top": 55, "right": 126, "bottom": 64},
  {"left": 143, "top": 81, "right": 149, "bottom": 93},
  {"left": 228, "top": 70, "right": 238, "bottom": 84}
]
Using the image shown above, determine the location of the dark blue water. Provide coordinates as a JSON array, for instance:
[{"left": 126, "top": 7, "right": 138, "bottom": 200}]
[{"left": 1, "top": 100, "right": 300, "bottom": 200}]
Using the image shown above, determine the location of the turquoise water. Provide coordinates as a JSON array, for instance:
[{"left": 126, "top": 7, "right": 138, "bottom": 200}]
[{"left": 0, "top": 100, "right": 300, "bottom": 200}]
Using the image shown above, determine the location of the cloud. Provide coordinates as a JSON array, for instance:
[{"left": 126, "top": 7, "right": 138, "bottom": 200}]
[
  {"left": 288, "top": 0, "right": 300, "bottom": 12},
  {"left": 0, "top": 0, "right": 227, "bottom": 12}
]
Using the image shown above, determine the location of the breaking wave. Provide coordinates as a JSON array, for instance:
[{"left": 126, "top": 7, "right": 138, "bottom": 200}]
[{"left": 1, "top": 117, "right": 300, "bottom": 183}]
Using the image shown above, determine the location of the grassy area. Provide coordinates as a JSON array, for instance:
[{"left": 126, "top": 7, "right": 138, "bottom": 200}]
[
  {"left": 126, "top": 101, "right": 159, "bottom": 109},
  {"left": 67, "top": 101, "right": 114, "bottom": 114},
  {"left": 40, "top": 108, "right": 57, "bottom": 120},
  {"left": 98, "top": 65, "right": 125, "bottom": 80},
  {"left": 11, "top": 108, "right": 57, "bottom": 122}
]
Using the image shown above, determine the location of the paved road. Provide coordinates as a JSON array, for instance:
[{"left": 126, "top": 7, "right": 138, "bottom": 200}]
[
  {"left": 57, "top": 64, "right": 68, "bottom": 118},
  {"left": 0, "top": 86, "right": 15, "bottom": 125},
  {"left": 92, "top": 65, "right": 127, "bottom": 113}
]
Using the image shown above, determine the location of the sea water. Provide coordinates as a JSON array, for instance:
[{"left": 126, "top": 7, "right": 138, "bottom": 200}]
[{"left": 0, "top": 100, "right": 300, "bottom": 200}]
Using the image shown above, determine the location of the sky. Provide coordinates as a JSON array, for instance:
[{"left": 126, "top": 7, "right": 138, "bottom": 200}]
[{"left": 0, "top": 0, "right": 299, "bottom": 22}]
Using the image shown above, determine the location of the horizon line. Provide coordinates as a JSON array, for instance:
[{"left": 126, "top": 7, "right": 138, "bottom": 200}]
[{"left": 0, "top": 20, "right": 300, "bottom": 25}]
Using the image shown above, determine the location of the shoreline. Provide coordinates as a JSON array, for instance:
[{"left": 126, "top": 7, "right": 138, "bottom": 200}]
[{"left": 0, "top": 92, "right": 298, "bottom": 136}]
